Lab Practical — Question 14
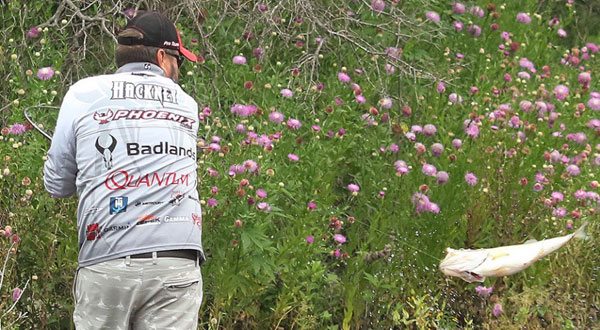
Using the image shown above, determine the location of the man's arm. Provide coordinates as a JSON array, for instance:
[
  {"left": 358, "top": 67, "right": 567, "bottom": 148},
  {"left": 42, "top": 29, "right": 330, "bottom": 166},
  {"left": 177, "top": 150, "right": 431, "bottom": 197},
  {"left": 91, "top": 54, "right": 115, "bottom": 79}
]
[{"left": 43, "top": 89, "right": 79, "bottom": 198}]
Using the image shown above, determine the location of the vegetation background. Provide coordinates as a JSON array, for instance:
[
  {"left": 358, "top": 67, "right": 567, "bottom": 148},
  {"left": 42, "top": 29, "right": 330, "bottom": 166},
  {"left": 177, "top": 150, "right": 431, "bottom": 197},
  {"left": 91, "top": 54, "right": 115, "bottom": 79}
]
[{"left": 0, "top": 0, "right": 599, "bottom": 329}]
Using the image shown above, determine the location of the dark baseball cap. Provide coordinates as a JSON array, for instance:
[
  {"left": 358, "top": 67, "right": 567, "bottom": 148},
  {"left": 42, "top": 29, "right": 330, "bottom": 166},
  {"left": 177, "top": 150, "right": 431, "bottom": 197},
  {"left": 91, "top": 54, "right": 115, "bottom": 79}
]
[{"left": 117, "top": 11, "right": 198, "bottom": 63}]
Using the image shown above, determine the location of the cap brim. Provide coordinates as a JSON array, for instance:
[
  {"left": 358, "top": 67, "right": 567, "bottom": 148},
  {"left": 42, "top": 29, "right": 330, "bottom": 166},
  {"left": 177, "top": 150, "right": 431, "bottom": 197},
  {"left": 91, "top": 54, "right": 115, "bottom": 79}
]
[
  {"left": 179, "top": 46, "right": 198, "bottom": 62},
  {"left": 176, "top": 31, "right": 198, "bottom": 63}
]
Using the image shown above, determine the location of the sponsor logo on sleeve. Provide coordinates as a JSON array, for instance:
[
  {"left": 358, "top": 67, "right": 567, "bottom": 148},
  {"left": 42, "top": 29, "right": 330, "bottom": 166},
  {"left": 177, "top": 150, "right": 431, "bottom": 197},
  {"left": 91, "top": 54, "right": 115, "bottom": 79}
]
[
  {"left": 95, "top": 134, "right": 118, "bottom": 170},
  {"left": 109, "top": 196, "right": 128, "bottom": 214}
]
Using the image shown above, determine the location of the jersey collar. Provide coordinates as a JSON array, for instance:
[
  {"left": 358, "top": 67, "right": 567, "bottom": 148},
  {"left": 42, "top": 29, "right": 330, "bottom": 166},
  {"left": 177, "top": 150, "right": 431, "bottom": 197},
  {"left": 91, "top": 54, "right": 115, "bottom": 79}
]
[{"left": 115, "top": 62, "right": 166, "bottom": 76}]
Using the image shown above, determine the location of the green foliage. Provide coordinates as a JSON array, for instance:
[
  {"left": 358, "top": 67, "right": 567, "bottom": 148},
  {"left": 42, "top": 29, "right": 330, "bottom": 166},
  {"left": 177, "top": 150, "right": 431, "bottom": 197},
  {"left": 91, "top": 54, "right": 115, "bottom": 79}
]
[{"left": 0, "top": 0, "right": 599, "bottom": 329}]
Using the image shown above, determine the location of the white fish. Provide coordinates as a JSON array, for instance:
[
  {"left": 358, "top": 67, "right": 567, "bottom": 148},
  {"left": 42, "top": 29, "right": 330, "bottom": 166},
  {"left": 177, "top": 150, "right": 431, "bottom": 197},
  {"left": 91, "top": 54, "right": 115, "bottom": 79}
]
[{"left": 439, "top": 222, "right": 588, "bottom": 283}]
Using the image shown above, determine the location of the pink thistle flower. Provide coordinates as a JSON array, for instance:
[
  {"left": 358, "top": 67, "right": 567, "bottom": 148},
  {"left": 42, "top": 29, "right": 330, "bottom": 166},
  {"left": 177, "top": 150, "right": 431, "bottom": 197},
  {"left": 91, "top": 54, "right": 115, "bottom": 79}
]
[
  {"left": 422, "top": 164, "right": 437, "bottom": 177},
  {"left": 553, "top": 207, "right": 567, "bottom": 218},
  {"left": 423, "top": 124, "right": 437, "bottom": 136},
  {"left": 26, "top": 26, "right": 40, "bottom": 38},
  {"left": 37, "top": 67, "right": 54, "bottom": 80},
  {"left": 452, "top": 3, "right": 466, "bottom": 14},
  {"left": 519, "top": 100, "right": 533, "bottom": 112},
  {"left": 566, "top": 164, "right": 580, "bottom": 176},
  {"left": 347, "top": 183, "right": 360, "bottom": 194},
  {"left": 453, "top": 21, "right": 464, "bottom": 32},
  {"left": 470, "top": 6, "right": 485, "bottom": 18},
  {"left": 12, "top": 288, "right": 22, "bottom": 302},
  {"left": 257, "top": 202, "right": 271, "bottom": 212},
  {"left": 286, "top": 118, "right": 302, "bottom": 130},
  {"left": 557, "top": 28, "right": 567, "bottom": 38},
  {"left": 333, "top": 234, "right": 347, "bottom": 244},
  {"left": 425, "top": 11, "right": 441, "bottom": 23},
  {"left": 235, "top": 124, "right": 246, "bottom": 133},
  {"left": 371, "top": 0, "right": 385, "bottom": 13},
  {"left": 516, "top": 12, "right": 531, "bottom": 24},
  {"left": 232, "top": 55, "right": 247, "bottom": 65},
  {"left": 492, "top": 303, "right": 503, "bottom": 317},
  {"left": 465, "top": 172, "right": 478, "bottom": 186},
  {"left": 207, "top": 168, "right": 219, "bottom": 177},
  {"left": 436, "top": 171, "right": 449, "bottom": 184},
  {"left": 475, "top": 285, "right": 493, "bottom": 298},
  {"left": 394, "top": 160, "right": 410, "bottom": 175},
  {"left": 578, "top": 72, "right": 591, "bottom": 86},
  {"left": 269, "top": 111, "right": 285, "bottom": 124},
  {"left": 431, "top": 143, "right": 444, "bottom": 157},
  {"left": 379, "top": 97, "right": 393, "bottom": 109},
  {"left": 8, "top": 123, "right": 28, "bottom": 135},
  {"left": 553, "top": 85, "right": 569, "bottom": 101},
  {"left": 280, "top": 88, "right": 293, "bottom": 98},
  {"left": 243, "top": 159, "right": 259, "bottom": 173},
  {"left": 587, "top": 97, "right": 600, "bottom": 111},
  {"left": 210, "top": 186, "right": 219, "bottom": 195},
  {"left": 452, "top": 139, "right": 463, "bottom": 149},
  {"left": 385, "top": 63, "right": 395, "bottom": 74},
  {"left": 518, "top": 71, "right": 531, "bottom": 80},
  {"left": 533, "top": 182, "right": 544, "bottom": 192},
  {"left": 207, "top": 198, "right": 218, "bottom": 207},
  {"left": 449, "top": 93, "right": 462, "bottom": 104},
  {"left": 389, "top": 143, "right": 399, "bottom": 153},
  {"left": 307, "top": 201, "right": 317, "bottom": 210},
  {"left": 467, "top": 24, "right": 482, "bottom": 37},
  {"left": 338, "top": 72, "right": 351, "bottom": 83},
  {"left": 288, "top": 153, "right": 300, "bottom": 162},
  {"left": 437, "top": 81, "right": 446, "bottom": 93},
  {"left": 256, "top": 188, "right": 267, "bottom": 199},
  {"left": 306, "top": 235, "right": 314, "bottom": 244},
  {"left": 464, "top": 120, "right": 480, "bottom": 138},
  {"left": 355, "top": 95, "right": 367, "bottom": 104}
]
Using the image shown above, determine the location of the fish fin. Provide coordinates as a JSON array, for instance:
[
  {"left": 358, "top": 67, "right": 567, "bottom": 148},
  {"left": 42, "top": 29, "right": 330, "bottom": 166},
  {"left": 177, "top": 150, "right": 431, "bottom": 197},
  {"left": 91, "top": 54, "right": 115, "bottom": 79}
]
[
  {"left": 524, "top": 238, "right": 538, "bottom": 244},
  {"left": 573, "top": 221, "right": 589, "bottom": 240}
]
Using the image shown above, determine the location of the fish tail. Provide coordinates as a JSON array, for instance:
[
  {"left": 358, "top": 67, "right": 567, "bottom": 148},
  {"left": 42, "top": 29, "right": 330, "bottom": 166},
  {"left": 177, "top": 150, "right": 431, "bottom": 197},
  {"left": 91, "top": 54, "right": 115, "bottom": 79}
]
[{"left": 573, "top": 221, "right": 589, "bottom": 240}]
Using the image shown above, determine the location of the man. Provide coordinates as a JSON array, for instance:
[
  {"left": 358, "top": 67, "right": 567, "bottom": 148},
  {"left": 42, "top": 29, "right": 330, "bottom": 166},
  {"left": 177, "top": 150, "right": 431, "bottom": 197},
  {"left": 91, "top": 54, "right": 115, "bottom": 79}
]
[{"left": 43, "top": 11, "right": 205, "bottom": 329}]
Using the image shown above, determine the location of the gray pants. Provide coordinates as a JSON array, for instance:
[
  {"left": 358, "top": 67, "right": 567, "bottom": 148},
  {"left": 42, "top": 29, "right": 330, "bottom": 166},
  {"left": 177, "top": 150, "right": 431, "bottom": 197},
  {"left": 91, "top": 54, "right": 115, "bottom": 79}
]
[{"left": 73, "top": 255, "right": 202, "bottom": 330}]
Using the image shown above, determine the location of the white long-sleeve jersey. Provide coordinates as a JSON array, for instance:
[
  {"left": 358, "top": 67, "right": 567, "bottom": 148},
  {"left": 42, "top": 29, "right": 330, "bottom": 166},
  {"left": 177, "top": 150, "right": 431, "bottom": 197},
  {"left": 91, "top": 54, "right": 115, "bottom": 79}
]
[{"left": 44, "top": 63, "right": 204, "bottom": 267}]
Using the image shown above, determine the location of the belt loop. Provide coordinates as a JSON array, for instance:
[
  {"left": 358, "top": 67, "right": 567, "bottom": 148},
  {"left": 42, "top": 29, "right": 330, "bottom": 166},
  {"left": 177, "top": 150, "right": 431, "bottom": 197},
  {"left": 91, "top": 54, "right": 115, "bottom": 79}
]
[
  {"left": 152, "top": 251, "right": 158, "bottom": 265},
  {"left": 195, "top": 251, "right": 199, "bottom": 268},
  {"left": 125, "top": 255, "right": 131, "bottom": 266}
]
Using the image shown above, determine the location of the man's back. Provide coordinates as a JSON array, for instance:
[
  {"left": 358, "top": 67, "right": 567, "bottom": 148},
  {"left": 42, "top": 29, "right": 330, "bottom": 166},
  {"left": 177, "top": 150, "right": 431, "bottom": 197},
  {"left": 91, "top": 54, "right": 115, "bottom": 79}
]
[{"left": 44, "top": 63, "right": 204, "bottom": 267}]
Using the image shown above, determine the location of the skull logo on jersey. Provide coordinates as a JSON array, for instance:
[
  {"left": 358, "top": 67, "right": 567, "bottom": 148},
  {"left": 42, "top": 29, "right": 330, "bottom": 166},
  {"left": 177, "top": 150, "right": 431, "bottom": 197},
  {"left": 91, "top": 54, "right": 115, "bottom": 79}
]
[{"left": 95, "top": 134, "right": 117, "bottom": 170}]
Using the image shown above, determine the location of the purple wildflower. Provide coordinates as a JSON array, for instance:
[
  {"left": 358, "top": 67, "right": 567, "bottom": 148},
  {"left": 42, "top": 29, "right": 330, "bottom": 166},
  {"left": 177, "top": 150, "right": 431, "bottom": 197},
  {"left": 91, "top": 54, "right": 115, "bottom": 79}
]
[
  {"left": 12, "top": 288, "right": 22, "bottom": 302},
  {"left": 207, "top": 198, "right": 218, "bottom": 207},
  {"left": 269, "top": 111, "right": 285, "bottom": 124},
  {"left": 333, "top": 234, "right": 347, "bottom": 244},
  {"left": 306, "top": 235, "right": 314, "bottom": 244},
  {"left": 475, "top": 285, "right": 493, "bottom": 298},
  {"left": 338, "top": 72, "right": 351, "bottom": 83},
  {"left": 492, "top": 303, "right": 503, "bottom": 317},
  {"left": 232, "top": 55, "right": 247, "bottom": 65},
  {"left": 422, "top": 164, "right": 437, "bottom": 177},
  {"left": 288, "top": 153, "right": 300, "bottom": 162},
  {"left": 37, "top": 67, "right": 54, "bottom": 80},
  {"left": 8, "top": 123, "right": 28, "bottom": 135},
  {"left": 516, "top": 12, "right": 531, "bottom": 24},
  {"left": 347, "top": 183, "right": 360, "bottom": 194},
  {"left": 280, "top": 88, "right": 293, "bottom": 98},
  {"left": 425, "top": 11, "right": 441, "bottom": 23},
  {"left": 26, "top": 26, "right": 40, "bottom": 38},
  {"left": 287, "top": 118, "right": 302, "bottom": 130},
  {"left": 465, "top": 172, "right": 478, "bottom": 186},
  {"left": 436, "top": 171, "right": 449, "bottom": 184}
]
